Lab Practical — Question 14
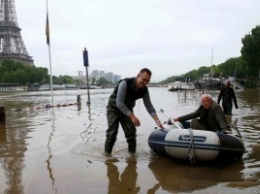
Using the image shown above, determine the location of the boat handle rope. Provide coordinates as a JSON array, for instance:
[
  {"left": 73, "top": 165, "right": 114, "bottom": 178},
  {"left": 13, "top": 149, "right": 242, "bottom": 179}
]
[
  {"left": 159, "top": 109, "right": 196, "bottom": 165},
  {"left": 186, "top": 128, "right": 196, "bottom": 165}
]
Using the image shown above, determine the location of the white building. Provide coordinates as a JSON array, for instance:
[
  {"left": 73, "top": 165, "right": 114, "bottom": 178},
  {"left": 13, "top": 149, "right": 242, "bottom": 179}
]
[
  {"left": 114, "top": 74, "right": 121, "bottom": 83},
  {"left": 78, "top": 71, "right": 83, "bottom": 77},
  {"left": 92, "top": 70, "right": 100, "bottom": 81},
  {"left": 100, "top": 71, "right": 105, "bottom": 79},
  {"left": 105, "top": 72, "right": 114, "bottom": 83},
  {"left": 72, "top": 71, "right": 86, "bottom": 83}
]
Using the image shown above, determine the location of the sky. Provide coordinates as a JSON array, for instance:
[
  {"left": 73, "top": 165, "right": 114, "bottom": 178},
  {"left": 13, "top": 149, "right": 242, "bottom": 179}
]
[{"left": 15, "top": 0, "right": 260, "bottom": 82}]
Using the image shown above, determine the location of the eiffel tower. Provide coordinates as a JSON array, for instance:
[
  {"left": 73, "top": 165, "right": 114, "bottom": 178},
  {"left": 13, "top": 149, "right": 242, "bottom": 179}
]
[{"left": 0, "top": 0, "right": 34, "bottom": 64}]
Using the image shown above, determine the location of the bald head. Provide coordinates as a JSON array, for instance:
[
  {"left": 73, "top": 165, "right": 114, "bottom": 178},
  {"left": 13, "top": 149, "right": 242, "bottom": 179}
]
[
  {"left": 201, "top": 94, "right": 213, "bottom": 110},
  {"left": 225, "top": 80, "right": 231, "bottom": 88}
]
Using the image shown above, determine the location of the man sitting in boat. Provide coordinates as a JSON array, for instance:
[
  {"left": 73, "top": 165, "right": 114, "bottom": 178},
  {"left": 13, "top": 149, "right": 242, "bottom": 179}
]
[{"left": 173, "top": 94, "right": 231, "bottom": 134}]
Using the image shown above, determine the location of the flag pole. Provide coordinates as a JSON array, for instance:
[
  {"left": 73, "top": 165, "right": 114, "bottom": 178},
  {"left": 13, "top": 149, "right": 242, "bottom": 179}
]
[
  {"left": 210, "top": 47, "right": 214, "bottom": 77},
  {"left": 46, "top": 0, "right": 53, "bottom": 106}
]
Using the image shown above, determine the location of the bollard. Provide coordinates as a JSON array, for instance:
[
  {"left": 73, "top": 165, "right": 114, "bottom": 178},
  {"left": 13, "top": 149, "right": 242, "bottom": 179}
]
[
  {"left": 0, "top": 107, "right": 6, "bottom": 124},
  {"left": 77, "top": 95, "right": 81, "bottom": 104}
]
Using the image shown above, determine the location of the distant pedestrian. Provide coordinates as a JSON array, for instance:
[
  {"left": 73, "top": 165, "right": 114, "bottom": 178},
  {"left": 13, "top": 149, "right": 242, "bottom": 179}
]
[
  {"left": 217, "top": 80, "right": 238, "bottom": 115},
  {"left": 104, "top": 68, "right": 163, "bottom": 155}
]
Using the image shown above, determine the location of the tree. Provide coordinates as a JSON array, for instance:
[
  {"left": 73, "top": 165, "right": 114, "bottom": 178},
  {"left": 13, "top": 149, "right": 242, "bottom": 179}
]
[
  {"left": 52, "top": 75, "right": 74, "bottom": 84},
  {"left": 0, "top": 59, "right": 62, "bottom": 85},
  {"left": 92, "top": 77, "right": 96, "bottom": 84},
  {"left": 241, "top": 25, "right": 260, "bottom": 88},
  {"left": 98, "top": 77, "right": 111, "bottom": 84},
  {"left": 218, "top": 57, "right": 245, "bottom": 79}
]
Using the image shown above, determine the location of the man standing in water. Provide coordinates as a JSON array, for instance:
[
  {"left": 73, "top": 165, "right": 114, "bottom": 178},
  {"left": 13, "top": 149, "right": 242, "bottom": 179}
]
[
  {"left": 104, "top": 68, "right": 163, "bottom": 155},
  {"left": 217, "top": 80, "right": 238, "bottom": 115}
]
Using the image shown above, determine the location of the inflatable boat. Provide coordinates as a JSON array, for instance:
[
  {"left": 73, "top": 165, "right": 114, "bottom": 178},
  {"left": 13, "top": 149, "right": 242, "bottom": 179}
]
[{"left": 148, "top": 121, "right": 245, "bottom": 164}]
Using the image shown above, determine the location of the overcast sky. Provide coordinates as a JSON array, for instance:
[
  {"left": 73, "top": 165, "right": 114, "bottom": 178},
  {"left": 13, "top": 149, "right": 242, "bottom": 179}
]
[{"left": 15, "top": 0, "right": 260, "bottom": 82}]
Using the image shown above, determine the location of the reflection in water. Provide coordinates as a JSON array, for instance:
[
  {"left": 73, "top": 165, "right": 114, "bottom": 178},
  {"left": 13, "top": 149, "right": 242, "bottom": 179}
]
[
  {"left": 239, "top": 89, "right": 260, "bottom": 110},
  {"left": 106, "top": 157, "right": 140, "bottom": 194},
  {"left": 0, "top": 106, "right": 6, "bottom": 123},
  {"left": 77, "top": 103, "right": 82, "bottom": 112},
  {"left": 148, "top": 157, "right": 245, "bottom": 193},
  {"left": 233, "top": 89, "right": 260, "bottom": 184},
  {"left": 87, "top": 103, "right": 91, "bottom": 121},
  {"left": 0, "top": 89, "right": 260, "bottom": 193},
  {"left": 46, "top": 110, "right": 57, "bottom": 194},
  {"left": 80, "top": 104, "right": 93, "bottom": 143},
  {"left": 0, "top": 124, "right": 7, "bottom": 143},
  {"left": 147, "top": 183, "right": 160, "bottom": 194},
  {"left": 0, "top": 121, "right": 27, "bottom": 194}
]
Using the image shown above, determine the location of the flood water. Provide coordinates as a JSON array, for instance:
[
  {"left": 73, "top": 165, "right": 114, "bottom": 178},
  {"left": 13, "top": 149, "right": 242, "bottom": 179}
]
[{"left": 0, "top": 87, "right": 260, "bottom": 194}]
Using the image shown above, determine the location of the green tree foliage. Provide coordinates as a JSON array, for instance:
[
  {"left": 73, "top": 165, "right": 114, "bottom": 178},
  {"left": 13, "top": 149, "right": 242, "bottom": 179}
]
[
  {"left": 27, "top": 67, "right": 49, "bottom": 83},
  {"left": 161, "top": 66, "right": 211, "bottom": 83},
  {"left": 217, "top": 57, "right": 245, "bottom": 78},
  {"left": 160, "top": 58, "right": 246, "bottom": 85},
  {"left": 52, "top": 75, "right": 74, "bottom": 84},
  {"left": 241, "top": 25, "right": 260, "bottom": 88},
  {"left": 161, "top": 26, "right": 260, "bottom": 88},
  {"left": 98, "top": 77, "right": 112, "bottom": 84},
  {"left": 0, "top": 59, "right": 74, "bottom": 85},
  {"left": 92, "top": 77, "right": 97, "bottom": 84},
  {"left": 0, "top": 59, "right": 49, "bottom": 84}
]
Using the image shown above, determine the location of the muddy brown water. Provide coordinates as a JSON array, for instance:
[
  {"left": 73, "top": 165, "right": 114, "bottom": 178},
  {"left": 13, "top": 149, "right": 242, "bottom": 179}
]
[{"left": 0, "top": 88, "right": 259, "bottom": 194}]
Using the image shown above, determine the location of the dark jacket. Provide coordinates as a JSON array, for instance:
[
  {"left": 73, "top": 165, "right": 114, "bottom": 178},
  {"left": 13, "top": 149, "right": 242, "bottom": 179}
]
[
  {"left": 178, "top": 101, "right": 229, "bottom": 132},
  {"left": 217, "top": 87, "right": 238, "bottom": 108},
  {"left": 107, "top": 78, "right": 148, "bottom": 113}
]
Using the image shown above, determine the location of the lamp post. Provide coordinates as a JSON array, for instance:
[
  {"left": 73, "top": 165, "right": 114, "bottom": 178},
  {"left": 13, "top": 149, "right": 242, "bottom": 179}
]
[{"left": 83, "top": 47, "right": 91, "bottom": 105}]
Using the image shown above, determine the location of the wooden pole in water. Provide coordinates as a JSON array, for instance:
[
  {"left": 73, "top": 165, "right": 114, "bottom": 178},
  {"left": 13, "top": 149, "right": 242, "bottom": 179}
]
[{"left": 0, "top": 107, "right": 6, "bottom": 124}]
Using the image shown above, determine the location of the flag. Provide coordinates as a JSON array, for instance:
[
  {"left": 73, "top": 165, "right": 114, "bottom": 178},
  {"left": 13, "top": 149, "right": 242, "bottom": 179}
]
[{"left": 45, "top": 13, "right": 50, "bottom": 44}]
